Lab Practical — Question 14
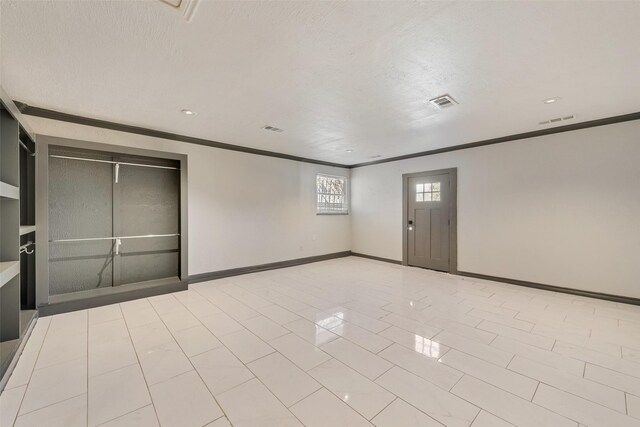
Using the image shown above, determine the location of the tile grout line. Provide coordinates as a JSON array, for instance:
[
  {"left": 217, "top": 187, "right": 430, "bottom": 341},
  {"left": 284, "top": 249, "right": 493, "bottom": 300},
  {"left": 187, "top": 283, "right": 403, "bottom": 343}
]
[
  {"left": 209, "top": 277, "right": 397, "bottom": 340},
  {"left": 93, "top": 403, "right": 154, "bottom": 427},
  {"left": 118, "top": 302, "right": 165, "bottom": 427},
  {"left": 153, "top": 292, "right": 312, "bottom": 426},
  {"left": 11, "top": 318, "right": 53, "bottom": 426},
  {"left": 13, "top": 260, "right": 640, "bottom": 426},
  {"left": 550, "top": 341, "right": 640, "bottom": 381},
  {"left": 367, "top": 396, "right": 398, "bottom": 422},
  {"left": 468, "top": 405, "right": 482, "bottom": 426},
  {"left": 507, "top": 364, "right": 629, "bottom": 415},
  {"left": 446, "top": 371, "right": 466, "bottom": 393},
  {"left": 531, "top": 380, "right": 542, "bottom": 402},
  {"left": 528, "top": 382, "right": 590, "bottom": 426},
  {"left": 145, "top": 294, "right": 235, "bottom": 426},
  {"left": 13, "top": 392, "right": 87, "bottom": 422},
  {"left": 376, "top": 367, "right": 482, "bottom": 425},
  {"left": 305, "top": 357, "right": 395, "bottom": 421},
  {"left": 5, "top": 320, "right": 49, "bottom": 391},
  {"left": 197, "top": 282, "right": 411, "bottom": 386},
  {"left": 189, "top": 285, "right": 402, "bottom": 424},
  {"left": 449, "top": 374, "right": 581, "bottom": 426}
]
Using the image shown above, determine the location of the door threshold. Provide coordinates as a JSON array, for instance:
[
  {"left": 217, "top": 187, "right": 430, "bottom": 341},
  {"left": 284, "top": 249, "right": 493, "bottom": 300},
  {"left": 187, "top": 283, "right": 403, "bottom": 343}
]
[{"left": 407, "top": 264, "right": 450, "bottom": 274}]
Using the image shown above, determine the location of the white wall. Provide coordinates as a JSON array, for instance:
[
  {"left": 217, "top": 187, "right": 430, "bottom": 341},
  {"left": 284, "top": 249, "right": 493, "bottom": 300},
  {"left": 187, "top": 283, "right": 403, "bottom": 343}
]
[
  {"left": 34, "top": 119, "right": 351, "bottom": 276},
  {"left": 351, "top": 120, "right": 640, "bottom": 299}
]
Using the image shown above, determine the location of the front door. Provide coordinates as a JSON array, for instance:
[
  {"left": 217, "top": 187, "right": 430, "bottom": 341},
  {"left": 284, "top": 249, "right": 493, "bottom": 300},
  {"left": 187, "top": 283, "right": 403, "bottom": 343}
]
[{"left": 407, "top": 173, "right": 451, "bottom": 271}]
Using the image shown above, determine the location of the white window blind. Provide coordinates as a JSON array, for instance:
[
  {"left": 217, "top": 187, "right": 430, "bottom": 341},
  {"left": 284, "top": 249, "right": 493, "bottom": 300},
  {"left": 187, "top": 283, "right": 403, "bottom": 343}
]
[{"left": 316, "top": 174, "right": 348, "bottom": 214}]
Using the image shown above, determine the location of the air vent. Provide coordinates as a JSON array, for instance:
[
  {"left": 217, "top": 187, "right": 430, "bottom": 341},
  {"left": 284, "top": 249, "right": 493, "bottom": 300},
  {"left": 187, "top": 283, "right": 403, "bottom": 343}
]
[
  {"left": 158, "top": 0, "right": 200, "bottom": 22},
  {"left": 539, "top": 115, "right": 574, "bottom": 126},
  {"left": 262, "top": 125, "right": 284, "bottom": 133},
  {"left": 428, "top": 94, "right": 458, "bottom": 110}
]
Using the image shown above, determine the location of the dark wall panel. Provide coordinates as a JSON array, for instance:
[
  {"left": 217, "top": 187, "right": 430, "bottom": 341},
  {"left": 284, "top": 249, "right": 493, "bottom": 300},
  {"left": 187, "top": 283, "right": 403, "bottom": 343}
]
[
  {"left": 48, "top": 156, "right": 113, "bottom": 295},
  {"left": 117, "top": 164, "right": 180, "bottom": 285}
]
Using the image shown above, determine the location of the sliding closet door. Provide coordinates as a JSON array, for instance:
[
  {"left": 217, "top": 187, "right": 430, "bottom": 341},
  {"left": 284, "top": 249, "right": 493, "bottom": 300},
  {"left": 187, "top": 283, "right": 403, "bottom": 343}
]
[
  {"left": 114, "top": 159, "right": 180, "bottom": 286},
  {"left": 48, "top": 146, "right": 181, "bottom": 298},
  {"left": 48, "top": 153, "right": 114, "bottom": 295}
]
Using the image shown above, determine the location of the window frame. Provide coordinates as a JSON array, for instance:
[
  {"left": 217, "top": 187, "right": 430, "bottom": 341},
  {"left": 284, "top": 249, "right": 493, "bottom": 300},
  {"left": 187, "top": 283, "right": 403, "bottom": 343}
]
[{"left": 316, "top": 173, "right": 349, "bottom": 215}]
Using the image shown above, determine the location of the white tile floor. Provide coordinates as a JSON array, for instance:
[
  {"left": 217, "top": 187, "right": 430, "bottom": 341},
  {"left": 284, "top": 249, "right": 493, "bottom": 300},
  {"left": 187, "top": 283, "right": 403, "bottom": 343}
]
[{"left": 2, "top": 256, "right": 640, "bottom": 427}]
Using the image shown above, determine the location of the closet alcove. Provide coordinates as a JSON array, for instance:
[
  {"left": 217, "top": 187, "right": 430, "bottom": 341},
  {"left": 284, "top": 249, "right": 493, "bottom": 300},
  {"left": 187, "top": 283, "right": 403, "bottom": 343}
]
[{"left": 35, "top": 138, "right": 188, "bottom": 315}]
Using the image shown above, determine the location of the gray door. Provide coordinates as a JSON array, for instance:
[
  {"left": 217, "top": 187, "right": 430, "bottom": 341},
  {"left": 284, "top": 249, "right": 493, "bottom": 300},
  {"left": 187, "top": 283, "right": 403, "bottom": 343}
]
[
  {"left": 48, "top": 147, "right": 180, "bottom": 296},
  {"left": 114, "top": 160, "right": 180, "bottom": 286},
  {"left": 49, "top": 152, "right": 114, "bottom": 295},
  {"left": 407, "top": 173, "right": 450, "bottom": 271}
]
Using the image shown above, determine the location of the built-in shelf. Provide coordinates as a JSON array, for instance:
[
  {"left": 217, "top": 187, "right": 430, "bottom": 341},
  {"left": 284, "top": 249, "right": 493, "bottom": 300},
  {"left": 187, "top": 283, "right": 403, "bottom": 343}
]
[
  {"left": 2, "top": 94, "right": 37, "bottom": 392},
  {"left": 0, "top": 181, "right": 19, "bottom": 200},
  {"left": 0, "top": 338, "right": 19, "bottom": 374},
  {"left": 0, "top": 261, "right": 19, "bottom": 289},
  {"left": 19, "top": 225, "right": 36, "bottom": 236}
]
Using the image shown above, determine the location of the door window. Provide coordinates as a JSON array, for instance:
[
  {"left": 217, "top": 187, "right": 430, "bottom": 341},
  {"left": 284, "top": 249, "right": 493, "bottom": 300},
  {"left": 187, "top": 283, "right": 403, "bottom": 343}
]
[{"left": 416, "top": 182, "right": 441, "bottom": 202}]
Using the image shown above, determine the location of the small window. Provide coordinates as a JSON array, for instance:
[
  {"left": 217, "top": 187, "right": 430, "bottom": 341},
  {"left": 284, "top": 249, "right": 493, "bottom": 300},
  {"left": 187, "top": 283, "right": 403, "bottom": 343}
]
[
  {"left": 416, "top": 182, "right": 441, "bottom": 202},
  {"left": 317, "top": 174, "right": 348, "bottom": 214}
]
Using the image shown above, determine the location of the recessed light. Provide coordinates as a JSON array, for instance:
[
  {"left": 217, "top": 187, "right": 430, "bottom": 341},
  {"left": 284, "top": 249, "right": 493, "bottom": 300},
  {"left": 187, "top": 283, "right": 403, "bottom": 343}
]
[
  {"left": 181, "top": 109, "right": 196, "bottom": 115},
  {"left": 543, "top": 98, "right": 560, "bottom": 104},
  {"left": 346, "top": 149, "right": 354, "bottom": 153}
]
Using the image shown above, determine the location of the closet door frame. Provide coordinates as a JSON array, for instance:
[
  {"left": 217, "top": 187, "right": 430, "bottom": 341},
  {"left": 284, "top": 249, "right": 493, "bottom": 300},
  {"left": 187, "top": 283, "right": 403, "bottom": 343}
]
[{"left": 35, "top": 136, "right": 188, "bottom": 312}]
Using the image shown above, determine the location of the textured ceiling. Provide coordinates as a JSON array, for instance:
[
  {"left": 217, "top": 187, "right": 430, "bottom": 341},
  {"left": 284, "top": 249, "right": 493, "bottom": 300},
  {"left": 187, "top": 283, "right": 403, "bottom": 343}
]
[{"left": 1, "top": 1, "right": 639, "bottom": 164}]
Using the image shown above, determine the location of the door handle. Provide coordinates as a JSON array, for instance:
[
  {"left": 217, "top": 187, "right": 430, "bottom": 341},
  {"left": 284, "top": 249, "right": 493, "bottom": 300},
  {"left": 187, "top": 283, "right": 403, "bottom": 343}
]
[{"left": 408, "top": 220, "right": 413, "bottom": 231}]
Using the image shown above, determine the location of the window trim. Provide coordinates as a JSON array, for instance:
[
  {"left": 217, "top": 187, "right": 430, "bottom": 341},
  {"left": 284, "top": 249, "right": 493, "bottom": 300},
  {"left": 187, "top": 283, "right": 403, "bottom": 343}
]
[{"left": 316, "top": 173, "right": 349, "bottom": 215}]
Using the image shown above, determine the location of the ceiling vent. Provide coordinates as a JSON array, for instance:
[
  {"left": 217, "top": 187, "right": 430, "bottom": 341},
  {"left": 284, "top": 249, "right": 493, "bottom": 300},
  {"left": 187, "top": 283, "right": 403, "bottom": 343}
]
[
  {"left": 262, "top": 125, "right": 284, "bottom": 133},
  {"left": 428, "top": 94, "right": 458, "bottom": 110},
  {"left": 159, "top": 0, "right": 200, "bottom": 22},
  {"left": 539, "top": 115, "right": 574, "bottom": 125}
]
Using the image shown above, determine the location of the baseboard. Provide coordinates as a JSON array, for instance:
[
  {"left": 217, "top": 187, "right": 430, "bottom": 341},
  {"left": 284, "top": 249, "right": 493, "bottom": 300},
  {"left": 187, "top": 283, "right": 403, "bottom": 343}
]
[
  {"left": 189, "top": 251, "right": 352, "bottom": 283},
  {"left": 38, "top": 279, "right": 187, "bottom": 316},
  {"left": 350, "top": 252, "right": 402, "bottom": 265},
  {"left": 458, "top": 271, "right": 640, "bottom": 306}
]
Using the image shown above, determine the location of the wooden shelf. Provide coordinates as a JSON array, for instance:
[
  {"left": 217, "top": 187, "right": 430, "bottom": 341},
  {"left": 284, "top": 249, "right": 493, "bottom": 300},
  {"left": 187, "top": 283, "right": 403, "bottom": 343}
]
[
  {"left": 0, "top": 261, "right": 19, "bottom": 289},
  {"left": 19, "top": 225, "right": 36, "bottom": 236},
  {"left": 0, "top": 181, "right": 19, "bottom": 200}
]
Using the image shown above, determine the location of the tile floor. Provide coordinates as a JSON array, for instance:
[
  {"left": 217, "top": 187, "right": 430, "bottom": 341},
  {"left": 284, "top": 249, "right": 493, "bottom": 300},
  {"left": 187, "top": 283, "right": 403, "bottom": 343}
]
[{"left": 2, "top": 256, "right": 640, "bottom": 427}]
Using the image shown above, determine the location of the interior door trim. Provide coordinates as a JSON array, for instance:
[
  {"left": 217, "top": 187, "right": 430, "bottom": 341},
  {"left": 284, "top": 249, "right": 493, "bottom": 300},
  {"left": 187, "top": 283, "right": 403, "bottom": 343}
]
[{"left": 402, "top": 168, "right": 457, "bottom": 273}]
